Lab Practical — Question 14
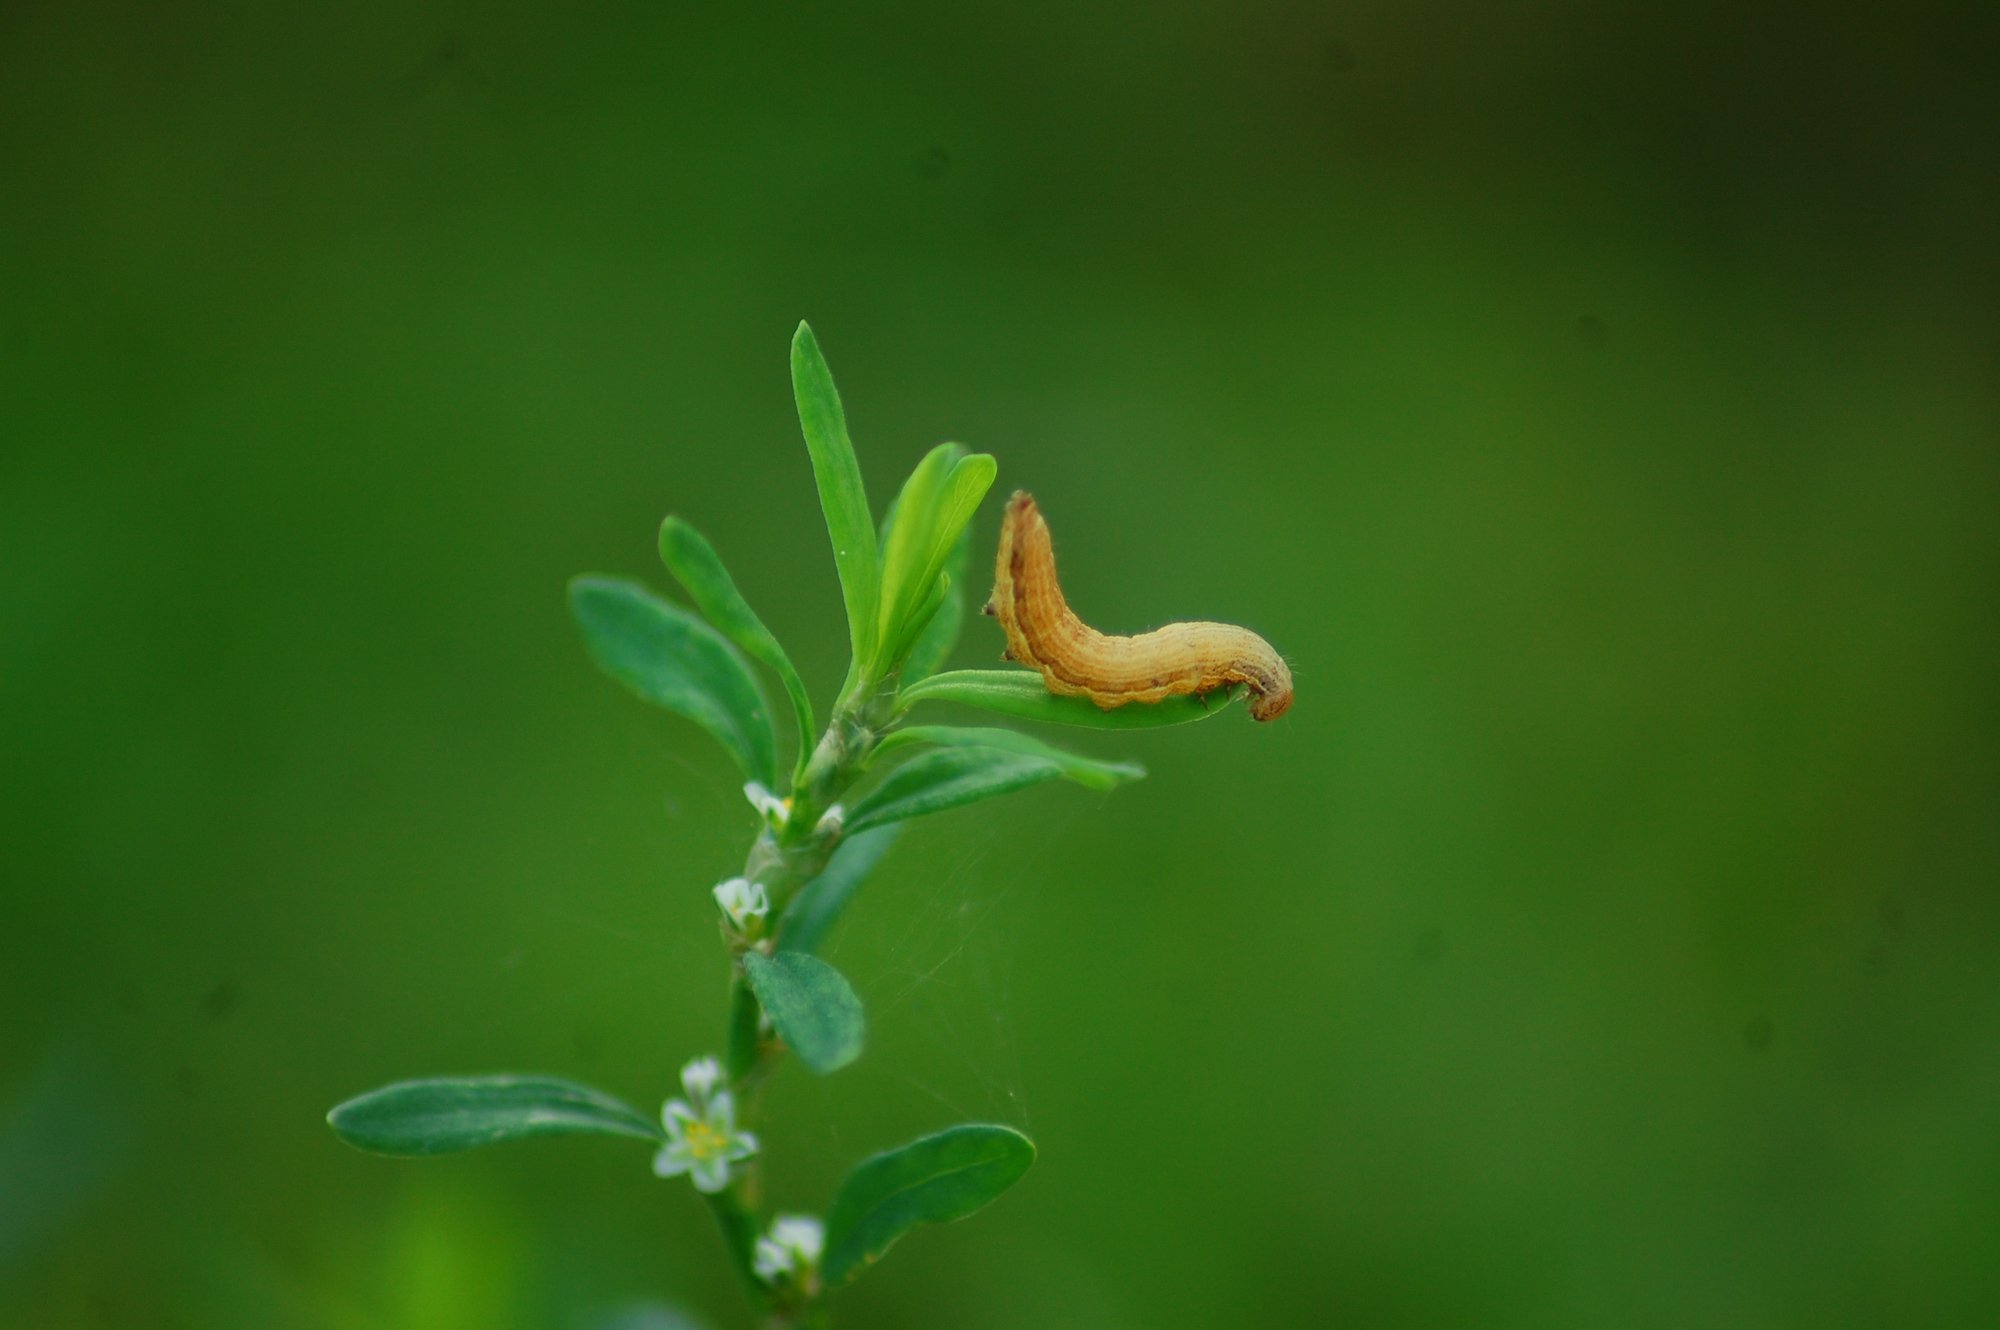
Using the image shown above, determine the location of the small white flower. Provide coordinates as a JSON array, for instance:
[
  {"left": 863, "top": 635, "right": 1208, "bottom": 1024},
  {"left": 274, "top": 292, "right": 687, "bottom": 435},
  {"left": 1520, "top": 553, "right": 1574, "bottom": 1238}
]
[
  {"left": 813, "top": 804, "right": 844, "bottom": 837},
  {"left": 712, "top": 877, "right": 769, "bottom": 934},
  {"left": 679, "top": 1055, "right": 724, "bottom": 1108},
  {"left": 743, "top": 782, "right": 789, "bottom": 829},
  {"left": 770, "top": 1215, "right": 823, "bottom": 1264},
  {"left": 751, "top": 1239, "right": 789, "bottom": 1283},
  {"left": 653, "top": 1055, "right": 758, "bottom": 1194},
  {"left": 753, "top": 1214, "right": 825, "bottom": 1285}
]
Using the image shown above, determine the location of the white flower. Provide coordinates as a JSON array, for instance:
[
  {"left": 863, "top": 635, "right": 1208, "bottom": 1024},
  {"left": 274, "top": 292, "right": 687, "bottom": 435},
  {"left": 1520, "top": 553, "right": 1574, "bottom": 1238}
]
[
  {"left": 652, "top": 1055, "right": 758, "bottom": 1194},
  {"left": 753, "top": 1214, "right": 825, "bottom": 1285},
  {"left": 813, "top": 804, "right": 844, "bottom": 837},
  {"left": 712, "top": 877, "right": 769, "bottom": 934},
  {"left": 743, "top": 782, "right": 789, "bottom": 829},
  {"left": 679, "top": 1055, "right": 723, "bottom": 1105}
]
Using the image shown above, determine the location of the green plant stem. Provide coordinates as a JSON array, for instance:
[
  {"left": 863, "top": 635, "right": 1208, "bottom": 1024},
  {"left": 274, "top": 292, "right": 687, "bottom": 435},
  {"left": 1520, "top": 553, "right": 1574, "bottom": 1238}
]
[
  {"left": 772, "top": 1301, "right": 832, "bottom": 1330},
  {"left": 785, "top": 680, "right": 899, "bottom": 847},
  {"left": 711, "top": 673, "right": 907, "bottom": 1324},
  {"left": 703, "top": 1186, "right": 768, "bottom": 1311},
  {"left": 725, "top": 974, "right": 764, "bottom": 1083}
]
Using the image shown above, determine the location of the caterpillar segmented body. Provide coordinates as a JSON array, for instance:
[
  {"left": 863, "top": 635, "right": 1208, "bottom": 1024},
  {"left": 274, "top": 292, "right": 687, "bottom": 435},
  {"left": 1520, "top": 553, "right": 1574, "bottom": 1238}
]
[{"left": 984, "top": 491, "right": 1294, "bottom": 721}]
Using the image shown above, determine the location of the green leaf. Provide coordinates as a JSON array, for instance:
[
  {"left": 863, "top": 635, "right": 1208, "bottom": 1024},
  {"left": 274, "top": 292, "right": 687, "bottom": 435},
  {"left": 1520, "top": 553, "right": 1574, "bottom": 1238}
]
[
  {"left": 569, "top": 576, "right": 779, "bottom": 789},
  {"left": 844, "top": 747, "right": 1065, "bottom": 835},
  {"left": 874, "top": 726, "right": 1145, "bottom": 791},
  {"left": 897, "top": 669, "right": 1238, "bottom": 729},
  {"left": 822, "top": 1124, "right": 1036, "bottom": 1288},
  {"left": 900, "top": 523, "right": 971, "bottom": 686},
  {"left": 658, "top": 516, "right": 815, "bottom": 781},
  {"left": 741, "top": 951, "right": 865, "bottom": 1075},
  {"left": 898, "top": 569, "right": 953, "bottom": 665},
  {"left": 791, "top": 322, "right": 880, "bottom": 680},
  {"left": 875, "top": 475, "right": 904, "bottom": 552},
  {"left": 777, "top": 823, "right": 902, "bottom": 955},
  {"left": 873, "top": 444, "right": 954, "bottom": 665},
  {"left": 326, "top": 1076, "right": 663, "bottom": 1156},
  {"left": 875, "top": 445, "right": 995, "bottom": 675}
]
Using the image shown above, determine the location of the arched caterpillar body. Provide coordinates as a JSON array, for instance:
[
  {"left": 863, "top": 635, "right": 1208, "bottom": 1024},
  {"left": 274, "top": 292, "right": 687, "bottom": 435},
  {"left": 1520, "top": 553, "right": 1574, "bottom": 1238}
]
[{"left": 983, "top": 491, "right": 1294, "bottom": 721}]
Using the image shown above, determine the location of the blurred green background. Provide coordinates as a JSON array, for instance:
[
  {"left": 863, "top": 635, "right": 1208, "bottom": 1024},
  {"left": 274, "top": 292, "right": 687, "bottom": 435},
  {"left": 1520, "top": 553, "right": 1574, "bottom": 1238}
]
[{"left": 4, "top": 1, "right": 1997, "bottom": 1326}]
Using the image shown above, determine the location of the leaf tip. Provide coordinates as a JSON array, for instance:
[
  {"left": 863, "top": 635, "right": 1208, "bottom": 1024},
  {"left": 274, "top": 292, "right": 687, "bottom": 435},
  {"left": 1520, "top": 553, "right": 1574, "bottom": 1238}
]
[{"left": 565, "top": 572, "right": 619, "bottom": 615}]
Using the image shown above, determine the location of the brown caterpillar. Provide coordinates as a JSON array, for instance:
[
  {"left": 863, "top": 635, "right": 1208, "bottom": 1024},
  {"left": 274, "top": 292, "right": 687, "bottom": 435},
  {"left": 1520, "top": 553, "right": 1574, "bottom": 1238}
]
[{"left": 983, "top": 491, "right": 1294, "bottom": 721}]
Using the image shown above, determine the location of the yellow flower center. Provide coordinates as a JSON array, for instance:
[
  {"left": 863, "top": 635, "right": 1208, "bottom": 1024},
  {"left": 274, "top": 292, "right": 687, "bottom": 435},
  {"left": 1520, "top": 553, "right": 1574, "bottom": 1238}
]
[{"left": 683, "top": 1119, "right": 729, "bottom": 1159}]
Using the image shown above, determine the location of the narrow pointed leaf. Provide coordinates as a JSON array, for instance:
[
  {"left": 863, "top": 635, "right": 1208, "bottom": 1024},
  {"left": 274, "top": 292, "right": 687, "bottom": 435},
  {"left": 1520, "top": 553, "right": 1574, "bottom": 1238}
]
[
  {"left": 874, "top": 726, "right": 1145, "bottom": 791},
  {"left": 897, "top": 669, "right": 1238, "bottom": 729},
  {"left": 777, "top": 823, "right": 902, "bottom": 955},
  {"left": 791, "top": 322, "right": 879, "bottom": 674},
  {"left": 876, "top": 446, "right": 995, "bottom": 673},
  {"left": 741, "top": 951, "right": 865, "bottom": 1075},
  {"left": 927, "top": 452, "right": 995, "bottom": 586},
  {"left": 569, "top": 576, "right": 778, "bottom": 788},
  {"left": 845, "top": 747, "right": 1065, "bottom": 835},
  {"left": 876, "top": 443, "right": 955, "bottom": 658},
  {"left": 327, "top": 1076, "right": 663, "bottom": 1156},
  {"left": 876, "top": 489, "right": 903, "bottom": 554},
  {"left": 658, "top": 516, "right": 815, "bottom": 777},
  {"left": 901, "top": 524, "right": 971, "bottom": 685},
  {"left": 822, "top": 1124, "right": 1035, "bottom": 1288},
  {"left": 893, "top": 569, "right": 953, "bottom": 668}
]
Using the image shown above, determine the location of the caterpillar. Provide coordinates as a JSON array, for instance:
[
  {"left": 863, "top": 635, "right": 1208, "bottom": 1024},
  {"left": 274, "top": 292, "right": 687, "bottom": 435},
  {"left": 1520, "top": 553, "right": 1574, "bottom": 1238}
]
[{"left": 983, "top": 491, "right": 1294, "bottom": 721}]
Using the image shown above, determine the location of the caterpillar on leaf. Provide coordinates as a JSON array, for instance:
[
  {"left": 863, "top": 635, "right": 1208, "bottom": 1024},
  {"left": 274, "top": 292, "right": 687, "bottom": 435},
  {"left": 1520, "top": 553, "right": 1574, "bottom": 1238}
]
[{"left": 983, "top": 491, "right": 1294, "bottom": 721}]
